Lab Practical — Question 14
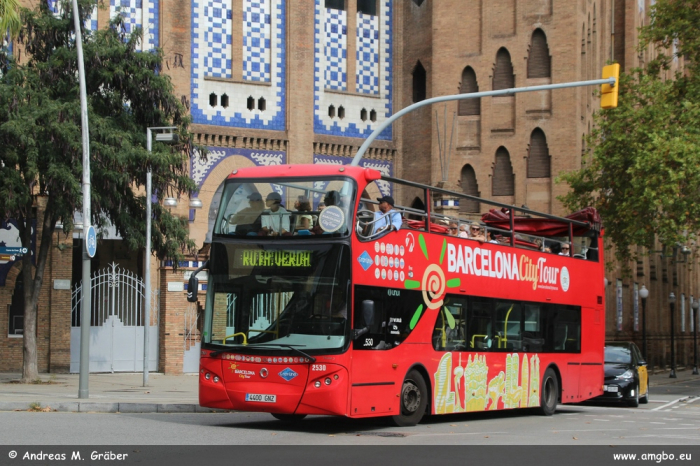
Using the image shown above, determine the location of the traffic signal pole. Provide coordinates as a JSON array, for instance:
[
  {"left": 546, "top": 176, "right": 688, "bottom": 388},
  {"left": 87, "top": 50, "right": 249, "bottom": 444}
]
[{"left": 350, "top": 75, "right": 617, "bottom": 167}]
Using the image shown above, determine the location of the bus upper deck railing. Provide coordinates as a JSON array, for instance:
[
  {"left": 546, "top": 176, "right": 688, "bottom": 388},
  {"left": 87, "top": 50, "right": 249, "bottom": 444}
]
[{"left": 356, "top": 175, "right": 600, "bottom": 260}]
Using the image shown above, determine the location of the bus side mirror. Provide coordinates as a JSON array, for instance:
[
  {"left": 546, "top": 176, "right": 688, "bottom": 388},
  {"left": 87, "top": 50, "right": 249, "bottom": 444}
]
[
  {"left": 187, "top": 276, "right": 198, "bottom": 302},
  {"left": 354, "top": 300, "right": 375, "bottom": 339}
]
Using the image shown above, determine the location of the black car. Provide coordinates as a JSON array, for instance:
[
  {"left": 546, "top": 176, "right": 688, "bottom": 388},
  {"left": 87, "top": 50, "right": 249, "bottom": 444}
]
[{"left": 595, "top": 341, "right": 649, "bottom": 407}]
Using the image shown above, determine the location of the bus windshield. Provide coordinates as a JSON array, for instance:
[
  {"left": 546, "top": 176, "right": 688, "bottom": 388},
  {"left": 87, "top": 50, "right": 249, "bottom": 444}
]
[
  {"left": 215, "top": 176, "right": 356, "bottom": 237},
  {"left": 203, "top": 242, "right": 351, "bottom": 353}
]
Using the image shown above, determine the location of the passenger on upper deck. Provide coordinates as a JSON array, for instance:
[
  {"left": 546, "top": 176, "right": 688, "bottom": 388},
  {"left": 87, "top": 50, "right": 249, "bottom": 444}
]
[
  {"left": 448, "top": 221, "right": 459, "bottom": 236},
  {"left": 469, "top": 222, "right": 486, "bottom": 241},
  {"left": 293, "top": 196, "right": 314, "bottom": 232},
  {"left": 458, "top": 224, "right": 469, "bottom": 238},
  {"left": 372, "top": 196, "right": 402, "bottom": 234},
  {"left": 228, "top": 192, "right": 264, "bottom": 235},
  {"left": 559, "top": 244, "right": 571, "bottom": 256},
  {"left": 260, "top": 192, "right": 290, "bottom": 236}
]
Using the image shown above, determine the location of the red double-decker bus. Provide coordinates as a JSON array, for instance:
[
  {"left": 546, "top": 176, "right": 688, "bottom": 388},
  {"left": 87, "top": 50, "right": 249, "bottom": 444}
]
[{"left": 187, "top": 163, "right": 605, "bottom": 426}]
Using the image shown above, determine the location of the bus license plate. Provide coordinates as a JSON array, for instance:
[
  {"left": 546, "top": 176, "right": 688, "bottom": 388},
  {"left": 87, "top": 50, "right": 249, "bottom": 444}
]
[{"left": 245, "top": 393, "right": 276, "bottom": 403}]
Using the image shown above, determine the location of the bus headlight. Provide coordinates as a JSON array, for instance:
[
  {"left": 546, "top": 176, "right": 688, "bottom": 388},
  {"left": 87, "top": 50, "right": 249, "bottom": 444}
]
[
  {"left": 205, "top": 373, "right": 211, "bottom": 380},
  {"left": 314, "top": 381, "right": 321, "bottom": 388},
  {"left": 324, "top": 378, "right": 332, "bottom": 385}
]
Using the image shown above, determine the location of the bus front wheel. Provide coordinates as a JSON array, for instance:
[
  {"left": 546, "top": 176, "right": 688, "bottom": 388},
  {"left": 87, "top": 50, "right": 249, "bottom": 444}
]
[
  {"left": 392, "top": 370, "right": 428, "bottom": 427},
  {"left": 538, "top": 368, "right": 558, "bottom": 416}
]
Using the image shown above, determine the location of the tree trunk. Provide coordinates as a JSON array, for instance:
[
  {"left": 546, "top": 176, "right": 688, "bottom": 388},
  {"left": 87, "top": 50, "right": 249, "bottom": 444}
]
[
  {"left": 21, "top": 260, "right": 38, "bottom": 382},
  {"left": 20, "top": 204, "right": 55, "bottom": 382}
]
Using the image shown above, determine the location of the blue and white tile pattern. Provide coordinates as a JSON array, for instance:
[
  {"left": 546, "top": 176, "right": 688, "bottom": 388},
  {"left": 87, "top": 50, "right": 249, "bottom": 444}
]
[
  {"left": 110, "top": 0, "right": 159, "bottom": 50},
  {"left": 191, "top": 0, "right": 286, "bottom": 130},
  {"left": 243, "top": 0, "right": 271, "bottom": 82},
  {"left": 203, "top": 0, "right": 232, "bottom": 79},
  {"left": 356, "top": 12, "right": 379, "bottom": 95},
  {"left": 314, "top": 0, "right": 393, "bottom": 140},
  {"left": 323, "top": 8, "right": 346, "bottom": 91}
]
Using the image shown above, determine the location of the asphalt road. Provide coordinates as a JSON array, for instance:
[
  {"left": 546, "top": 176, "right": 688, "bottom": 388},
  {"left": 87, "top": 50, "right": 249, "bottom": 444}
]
[{"left": 1, "top": 379, "right": 698, "bottom": 446}]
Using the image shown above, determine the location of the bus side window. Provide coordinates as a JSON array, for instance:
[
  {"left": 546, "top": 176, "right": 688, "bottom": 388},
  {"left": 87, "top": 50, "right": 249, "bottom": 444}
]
[
  {"left": 433, "top": 298, "right": 467, "bottom": 351},
  {"left": 521, "top": 303, "right": 544, "bottom": 352},
  {"left": 466, "top": 298, "right": 493, "bottom": 351},
  {"left": 495, "top": 301, "right": 522, "bottom": 351},
  {"left": 545, "top": 304, "right": 581, "bottom": 352}
]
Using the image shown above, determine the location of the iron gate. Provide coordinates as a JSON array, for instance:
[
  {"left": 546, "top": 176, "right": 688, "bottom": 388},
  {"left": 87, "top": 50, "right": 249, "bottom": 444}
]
[{"left": 70, "top": 262, "right": 159, "bottom": 373}]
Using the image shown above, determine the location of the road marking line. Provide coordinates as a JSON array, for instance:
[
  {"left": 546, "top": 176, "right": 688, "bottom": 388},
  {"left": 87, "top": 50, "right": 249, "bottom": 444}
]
[{"left": 651, "top": 397, "right": 687, "bottom": 411}]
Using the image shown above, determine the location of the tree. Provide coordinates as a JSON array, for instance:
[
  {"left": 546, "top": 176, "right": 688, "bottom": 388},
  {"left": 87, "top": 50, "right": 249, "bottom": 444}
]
[
  {"left": 0, "top": 0, "right": 21, "bottom": 40},
  {"left": 0, "top": 0, "right": 198, "bottom": 381},
  {"left": 559, "top": 0, "right": 700, "bottom": 269}
]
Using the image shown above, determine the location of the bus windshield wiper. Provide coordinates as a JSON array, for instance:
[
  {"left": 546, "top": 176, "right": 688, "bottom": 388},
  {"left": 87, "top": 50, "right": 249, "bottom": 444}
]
[
  {"left": 251, "top": 344, "right": 317, "bottom": 363},
  {"left": 209, "top": 345, "right": 246, "bottom": 357},
  {"left": 210, "top": 344, "right": 316, "bottom": 362}
]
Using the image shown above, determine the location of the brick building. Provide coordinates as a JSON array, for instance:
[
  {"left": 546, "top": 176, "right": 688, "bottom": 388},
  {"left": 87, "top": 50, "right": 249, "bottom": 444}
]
[{"left": 1, "top": 0, "right": 697, "bottom": 374}]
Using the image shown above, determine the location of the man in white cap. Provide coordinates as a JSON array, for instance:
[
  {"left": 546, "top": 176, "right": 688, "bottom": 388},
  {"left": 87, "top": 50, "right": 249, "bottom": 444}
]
[
  {"left": 372, "top": 196, "right": 402, "bottom": 234},
  {"left": 261, "top": 192, "right": 290, "bottom": 236}
]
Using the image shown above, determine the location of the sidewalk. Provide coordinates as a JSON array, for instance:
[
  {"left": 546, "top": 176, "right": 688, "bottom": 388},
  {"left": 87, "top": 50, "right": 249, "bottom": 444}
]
[
  {"left": 0, "top": 367, "right": 697, "bottom": 414},
  {"left": 0, "top": 372, "right": 213, "bottom": 414}
]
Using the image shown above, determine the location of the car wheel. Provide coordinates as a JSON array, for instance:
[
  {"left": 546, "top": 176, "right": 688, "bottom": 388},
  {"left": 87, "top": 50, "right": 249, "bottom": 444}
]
[
  {"left": 640, "top": 383, "right": 649, "bottom": 404},
  {"left": 391, "top": 369, "right": 428, "bottom": 427},
  {"left": 628, "top": 384, "right": 639, "bottom": 408},
  {"left": 271, "top": 413, "right": 307, "bottom": 422},
  {"left": 538, "top": 368, "right": 559, "bottom": 416}
]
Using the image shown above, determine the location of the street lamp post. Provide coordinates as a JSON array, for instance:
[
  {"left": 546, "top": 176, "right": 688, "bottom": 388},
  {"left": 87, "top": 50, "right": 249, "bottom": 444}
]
[
  {"left": 639, "top": 285, "right": 649, "bottom": 362},
  {"left": 143, "top": 127, "right": 202, "bottom": 387},
  {"left": 144, "top": 127, "right": 178, "bottom": 387},
  {"left": 692, "top": 299, "right": 699, "bottom": 376},
  {"left": 669, "top": 292, "right": 677, "bottom": 378}
]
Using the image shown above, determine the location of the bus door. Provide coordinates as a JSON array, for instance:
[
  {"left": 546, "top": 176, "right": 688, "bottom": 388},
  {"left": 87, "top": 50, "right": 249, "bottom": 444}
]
[{"left": 349, "top": 286, "right": 428, "bottom": 417}]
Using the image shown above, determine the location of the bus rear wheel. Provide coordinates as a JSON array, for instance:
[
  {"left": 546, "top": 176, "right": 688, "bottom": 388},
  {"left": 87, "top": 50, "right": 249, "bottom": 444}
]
[
  {"left": 538, "top": 368, "right": 558, "bottom": 416},
  {"left": 391, "top": 370, "right": 428, "bottom": 427},
  {"left": 271, "top": 413, "right": 307, "bottom": 422}
]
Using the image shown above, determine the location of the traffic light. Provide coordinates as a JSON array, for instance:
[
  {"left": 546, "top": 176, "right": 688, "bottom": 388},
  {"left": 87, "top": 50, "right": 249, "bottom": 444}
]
[{"left": 600, "top": 63, "right": 620, "bottom": 109}]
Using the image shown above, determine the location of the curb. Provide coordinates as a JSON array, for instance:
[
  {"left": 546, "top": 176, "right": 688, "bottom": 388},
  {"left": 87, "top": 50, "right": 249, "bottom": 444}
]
[{"left": 0, "top": 401, "right": 231, "bottom": 414}]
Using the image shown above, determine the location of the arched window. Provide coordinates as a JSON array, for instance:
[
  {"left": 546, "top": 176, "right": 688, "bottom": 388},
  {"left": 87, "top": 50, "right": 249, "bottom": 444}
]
[
  {"left": 409, "top": 197, "right": 426, "bottom": 220},
  {"left": 492, "top": 147, "right": 514, "bottom": 196},
  {"left": 325, "top": 0, "right": 345, "bottom": 10},
  {"left": 357, "top": 0, "right": 376, "bottom": 15},
  {"left": 460, "top": 165, "right": 480, "bottom": 213},
  {"left": 458, "top": 67, "right": 480, "bottom": 116},
  {"left": 493, "top": 48, "right": 514, "bottom": 90},
  {"left": 527, "top": 29, "right": 551, "bottom": 78},
  {"left": 413, "top": 61, "right": 426, "bottom": 102},
  {"left": 527, "top": 128, "right": 551, "bottom": 178}
]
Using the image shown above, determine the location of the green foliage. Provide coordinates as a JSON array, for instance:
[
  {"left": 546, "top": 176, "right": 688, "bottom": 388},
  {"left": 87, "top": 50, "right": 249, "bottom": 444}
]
[
  {"left": 0, "top": 0, "right": 198, "bottom": 262},
  {"left": 559, "top": 0, "right": 700, "bottom": 269},
  {"left": 0, "top": 0, "right": 22, "bottom": 40}
]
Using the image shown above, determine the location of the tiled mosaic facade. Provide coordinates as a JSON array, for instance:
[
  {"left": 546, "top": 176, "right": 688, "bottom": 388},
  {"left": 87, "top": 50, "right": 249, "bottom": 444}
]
[
  {"left": 243, "top": 0, "right": 271, "bottom": 82},
  {"left": 47, "top": 0, "right": 98, "bottom": 32},
  {"left": 323, "top": 8, "right": 347, "bottom": 91},
  {"left": 356, "top": 12, "right": 379, "bottom": 95},
  {"left": 191, "top": 0, "right": 286, "bottom": 130},
  {"left": 314, "top": 0, "right": 393, "bottom": 140},
  {"left": 202, "top": 0, "right": 232, "bottom": 79},
  {"left": 109, "top": 0, "right": 160, "bottom": 50}
]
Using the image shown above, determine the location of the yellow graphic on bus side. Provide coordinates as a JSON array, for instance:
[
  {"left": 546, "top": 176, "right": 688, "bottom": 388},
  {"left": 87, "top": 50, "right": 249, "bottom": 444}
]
[{"left": 434, "top": 352, "right": 541, "bottom": 414}]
